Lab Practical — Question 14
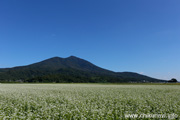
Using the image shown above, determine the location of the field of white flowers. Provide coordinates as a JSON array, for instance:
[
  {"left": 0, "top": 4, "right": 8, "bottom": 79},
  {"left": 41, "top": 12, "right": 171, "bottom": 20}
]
[{"left": 0, "top": 84, "right": 179, "bottom": 119}]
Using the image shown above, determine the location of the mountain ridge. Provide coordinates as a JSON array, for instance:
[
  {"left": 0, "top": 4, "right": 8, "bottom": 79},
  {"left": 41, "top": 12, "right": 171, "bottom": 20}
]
[{"left": 0, "top": 56, "right": 166, "bottom": 83}]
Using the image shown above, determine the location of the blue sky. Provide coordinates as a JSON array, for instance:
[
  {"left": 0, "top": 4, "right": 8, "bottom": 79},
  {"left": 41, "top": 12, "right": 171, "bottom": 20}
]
[{"left": 0, "top": 0, "right": 180, "bottom": 80}]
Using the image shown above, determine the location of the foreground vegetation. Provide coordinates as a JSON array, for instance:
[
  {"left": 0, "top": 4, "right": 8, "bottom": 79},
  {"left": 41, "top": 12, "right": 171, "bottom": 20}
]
[{"left": 0, "top": 84, "right": 179, "bottom": 119}]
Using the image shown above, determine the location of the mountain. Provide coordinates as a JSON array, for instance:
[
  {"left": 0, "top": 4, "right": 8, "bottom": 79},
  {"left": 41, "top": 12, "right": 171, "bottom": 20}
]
[{"left": 0, "top": 56, "right": 165, "bottom": 83}]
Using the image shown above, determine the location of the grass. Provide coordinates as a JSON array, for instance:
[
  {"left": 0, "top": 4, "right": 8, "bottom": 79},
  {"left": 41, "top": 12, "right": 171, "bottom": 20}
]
[{"left": 0, "top": 84, "right": 179, "bottom": 119}]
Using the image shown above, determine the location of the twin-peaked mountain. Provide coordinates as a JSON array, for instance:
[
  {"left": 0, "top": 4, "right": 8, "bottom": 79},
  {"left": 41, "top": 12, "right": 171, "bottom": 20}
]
[{"left": 0, "top": 56, "right": 165, "bottom": 83}]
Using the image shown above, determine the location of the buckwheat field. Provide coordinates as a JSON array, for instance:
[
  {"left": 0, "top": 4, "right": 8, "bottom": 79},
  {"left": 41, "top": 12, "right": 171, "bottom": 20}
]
[{"left": 0, "top": 84, "right": 179, "bottom": 119}]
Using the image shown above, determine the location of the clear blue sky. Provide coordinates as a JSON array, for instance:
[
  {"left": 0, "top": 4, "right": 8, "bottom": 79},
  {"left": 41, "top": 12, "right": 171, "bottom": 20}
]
[{"left": 0, "top": 0, "right": 180, "bottom": 80}]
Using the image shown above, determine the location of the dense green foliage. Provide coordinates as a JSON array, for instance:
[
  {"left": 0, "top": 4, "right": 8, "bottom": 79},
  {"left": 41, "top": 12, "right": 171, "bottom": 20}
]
[
  {"left": 0, "top": 84, "right": 179, "bottom": 119},
  {"left": 0, "top": 56, "right": 165, "bottom": 83},
  {"left": 168, "top": 78, "right": 178, "bottom": 83}
]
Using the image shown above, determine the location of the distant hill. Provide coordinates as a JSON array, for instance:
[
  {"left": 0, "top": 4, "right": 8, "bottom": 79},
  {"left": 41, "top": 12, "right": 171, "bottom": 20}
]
[{"left": 0, "top": 56, "right": 166, "bottom": 83}]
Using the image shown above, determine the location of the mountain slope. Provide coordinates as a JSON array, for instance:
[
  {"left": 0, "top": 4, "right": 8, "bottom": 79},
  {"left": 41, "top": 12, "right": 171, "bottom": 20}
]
[{"left": 0, "top": 56, "right": 165, "bottom": 83}]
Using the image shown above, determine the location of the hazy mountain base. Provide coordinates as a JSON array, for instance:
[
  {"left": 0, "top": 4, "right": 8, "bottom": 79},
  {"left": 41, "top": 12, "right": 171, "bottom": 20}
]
[{"left": 0, "top": 68, "right": 164, "bottom": 83}]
